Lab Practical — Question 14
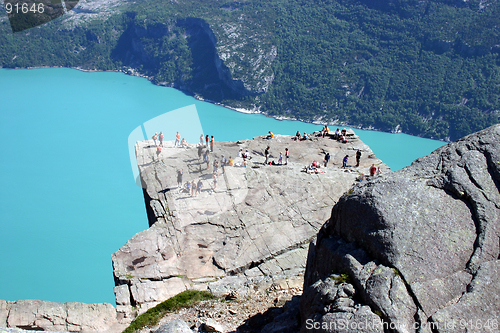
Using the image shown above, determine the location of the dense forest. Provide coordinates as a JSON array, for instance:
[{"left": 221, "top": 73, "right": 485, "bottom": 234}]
[{"left": 0, "top": 0, "right": 499, "bottom": 140}]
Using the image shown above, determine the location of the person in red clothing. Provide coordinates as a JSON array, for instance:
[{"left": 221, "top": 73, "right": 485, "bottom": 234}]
[
  {"left": 159, "top": 131, "right": 164, "bottom": 146},
  {"left": 175, "top": 132, "right": 181, "bottom": 147},
  {"left": 370, "top": 164, "right": 377, "bottom": 176},
  {"left": 205, "top": 134, "right": 209, "bottom": 146}
]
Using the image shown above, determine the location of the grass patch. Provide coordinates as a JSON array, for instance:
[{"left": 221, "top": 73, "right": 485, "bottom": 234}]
[
  {"left": 332, "top": 273, "right": 351, "bottom": 285},
  {"left": 122, "top": 290, "right": 215, "bottom": 333}
]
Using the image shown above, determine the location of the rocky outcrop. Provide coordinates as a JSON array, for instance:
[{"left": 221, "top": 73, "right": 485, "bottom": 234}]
[
  {"left": 0, "top": 299, "right": 126, "bottom": 332},
  {"left": 302, "top": 124, "right": 500, "bottom": 332},
  {"left": 112, "top": 131, "right": 389, "bottom": 318}
]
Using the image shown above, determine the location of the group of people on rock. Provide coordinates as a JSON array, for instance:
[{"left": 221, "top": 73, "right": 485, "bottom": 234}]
[
  {"left": 199, "top": 134, "right": 215, "bottom": 152},
  {"left": 292, "top": 131, "right": 309, "bottom": 141},
  {"left": 264, "top": 146, "right": 289, "bottom": 166},
  {"left": 305, "top": 160, "right": 324, "bottom": 174},
  {"left": 173, "top": 132, "right": 189, "bottom": 148},
  {"left": 332, "top": 128, "right": 349, "bottom": 143},
  {"left": 356, "top": 164, "right": 382, "bottom": 181},
  {"left": 152, "top": 131, "right": 193, "bottom": 159},
  {"left": 178, "top": 170, "right": 204, "bottom": 196}
]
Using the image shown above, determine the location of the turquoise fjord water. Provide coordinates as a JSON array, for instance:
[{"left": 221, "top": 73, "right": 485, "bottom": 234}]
[{"left": 0, "top": 68, "right": 445, "bottom": 305}]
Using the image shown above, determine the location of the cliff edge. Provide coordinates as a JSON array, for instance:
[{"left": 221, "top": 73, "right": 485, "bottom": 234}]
[{"left": 112, "top": 130, "right": 388, "bottom": 320}]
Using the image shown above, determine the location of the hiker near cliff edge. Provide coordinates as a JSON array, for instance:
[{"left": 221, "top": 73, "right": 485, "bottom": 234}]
[
  {"left": 285, "top": 148, "right": 289, "bottom": 165},
  {"left": 177, "top": 169, "right": 183, "bottom": 187},
  {"left": 356, "top": 149, "right": 362, "bottom": 167},
  {"left": 324, "top": 152, "right": 331, "bottom": 167},
  {"left": 265, "top": 146, "right": 270, "bottom": 165},
  {"left": 152, "top": 132, "right": 158, "bottom": 146},
  {"left": 175, "top": 132, "right": 181, "bottom": 147},
  {"left": 159, "top": 132, "right": 164, "bottom": 146},
  {"left": 342, "top": 155, "right": 348, "bottom": 168}
]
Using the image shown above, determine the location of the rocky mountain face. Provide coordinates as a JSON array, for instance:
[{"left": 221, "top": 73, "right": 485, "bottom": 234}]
[
  {"left": 301, "top": 124, "right": 500, "bottom": 332},
  {"left": 0, "top": 300, "right": 126, "bottom": 332},
  {"left": 111, "top": 15, "right": 275, "bottom": 102},
  {"left": 111, "top": 131, "right": 388, "bottom": 321}
]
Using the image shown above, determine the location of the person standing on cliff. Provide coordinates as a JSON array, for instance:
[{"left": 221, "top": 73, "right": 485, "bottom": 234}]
[
  {"left": 205, "top": 150, "right": 210, "bottom": 169},
  {"left": 265, "top": 146, "right": 270, "bottom": 165},
  {"left": 175, "top": 132, "right": 181, "bottom": 147},
  {"left": 159, "top": 132, "right": 164, "bottom": 147},
  {"left": 205, "top": 134, "right": 209, "bottom": 147},
  {"left": 285, "top": 148, "right": 289, "bottom": 165},
  {"left": 324, "top": 152, "right": 331, "bottom": 167},
  {"left": 213, "top": 159, "right": 219, "bottom": 176},
  {"left": 221, "top": 155, "right": 227, "bottom": 174},
  {"left": 197, "top": 179, "right": 203, "bottom": 195},
  {"left": 342, "top": 155, "right": 348, "bottom": 168},
  {"left": 198, "top": 145, "right": 203, "bottom": 161},
  {"left": 156, "top": 145, "right": 162, "bottom": 160},
  {"left": 200, "top": 134, "right": 204, "bottom": 145},
  {"left": 177, "top": 169, "right": 183, "bottom": 187},
  {"left": 191, "top": 180, "right": 196, "bottom": 196},
  {"left": 356, "top": 149, "right": 362, "bottom": 167},
  {"left": 210, "top": 136, "right": 214, "bottom": 152},
  {"left": 152, "top": 132, "right": 158, "bottom": 146},
  {"left": 213, "top": 172, "right": 218, "bottom": 190}
]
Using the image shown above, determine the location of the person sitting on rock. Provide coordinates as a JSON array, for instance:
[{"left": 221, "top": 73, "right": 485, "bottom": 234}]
[
  {"left": 228, "top": 156, "right": 234, "bottom": 166},
  {"left": 180, "top": 138, "right": 188, "bottom": 147},
  {"left": 334, "top": 128, "right": 340, "bottom": 140},
  {"left": 370, "top": 164, "right": 377, "bottom": 176},
  {"left": 301, "top": 132, "right": 308, "bottom": 141},
  {"left": 266, "top": 131, "right": 275, "bottom": 139},
  {"left": 321, "top": 126, "right": 329, "bottom": 138},
  {"left": 356, "top": 173, "right": 366, "bottom": 181},
  {"left": 293, "top": 131, "right": 301, "bottom": 141}
]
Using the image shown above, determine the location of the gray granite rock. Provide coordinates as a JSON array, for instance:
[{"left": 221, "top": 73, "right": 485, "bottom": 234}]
[
  {"left": 113, "top": 132, "right": 388, "bottom": 315},
  {"left": 299, "top": 277, "right": 383, "bottom": 333},
  {"left": 0, "top": 300, "right": 7, "bottom": 327},
  {"left": 303, "top": 124, "right": 500, "bottom": 332},
  {"left": 155, "top": 319, "right": 193, "bottom": 333},
  {"left": 1, "top": 299, "right": 125, "bottom": 332}
]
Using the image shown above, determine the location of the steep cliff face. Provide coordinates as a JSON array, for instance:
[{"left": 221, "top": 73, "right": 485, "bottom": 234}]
[{"left": 302, "top": 124, "right": 500, "bottom": 332}]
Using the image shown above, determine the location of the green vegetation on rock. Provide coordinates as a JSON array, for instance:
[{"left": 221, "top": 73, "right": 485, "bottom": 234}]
[
  {"left": 122, "top": 290, "right": 215, "bottom": 333},
  {"left": 1, "top": 0, "right": 498, "bottom": 140}
]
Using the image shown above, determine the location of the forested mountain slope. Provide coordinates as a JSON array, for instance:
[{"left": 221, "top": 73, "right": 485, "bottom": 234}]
[{"left": 1, "top": 0, "right": 498, "bottom": 140}]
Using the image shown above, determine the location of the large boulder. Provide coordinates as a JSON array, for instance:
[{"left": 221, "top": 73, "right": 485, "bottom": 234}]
[{"left": 303, "top": 124, "right": 500, "bottom": 332}]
